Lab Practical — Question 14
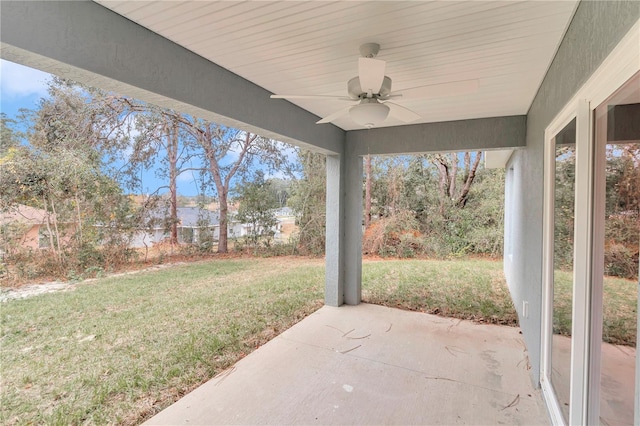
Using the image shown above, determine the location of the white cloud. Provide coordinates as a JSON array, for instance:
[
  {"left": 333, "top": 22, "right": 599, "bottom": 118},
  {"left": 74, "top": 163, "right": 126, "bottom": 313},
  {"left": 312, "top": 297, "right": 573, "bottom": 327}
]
[
  {"left": 264, "top": 170, "right": 289, "bottom": 180},
  {"left": 0, "top": 59, "right": 51, "bottom": 98},
  {"left": 177, "top": 170, "right": 197, "bottom": 183}
]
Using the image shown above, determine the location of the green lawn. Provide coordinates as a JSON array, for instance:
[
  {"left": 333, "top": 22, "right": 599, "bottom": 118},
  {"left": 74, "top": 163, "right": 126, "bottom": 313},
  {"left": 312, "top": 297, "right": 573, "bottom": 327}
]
[
  {"left": 1, "top": 257, "right": 636, "bottom": 425},
  {"left": 363, "top": 258, "right": 518, "bottom": 325},
  {"left": 553, "top": 269, "right": 638, "bottom": 346},
  {"left": 1, "top": 258, "right": 325, "bottom": 425}
]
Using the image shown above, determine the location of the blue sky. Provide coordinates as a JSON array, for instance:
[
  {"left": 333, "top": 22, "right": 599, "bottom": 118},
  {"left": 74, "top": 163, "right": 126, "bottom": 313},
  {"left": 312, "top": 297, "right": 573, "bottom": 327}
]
[
  {"left": 0, "top": 59, "right": 193, "bottom": 194},
  {"left": 0, "top": 59, "right": 295, "bottom": 197},
  {"left": 0, "top": 59, "right": 51, "bottom": 120}
]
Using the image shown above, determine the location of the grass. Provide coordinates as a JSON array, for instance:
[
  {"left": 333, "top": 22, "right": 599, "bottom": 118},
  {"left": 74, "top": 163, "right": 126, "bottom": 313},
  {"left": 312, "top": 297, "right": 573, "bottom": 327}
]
[
  {"left": 553, "top": 269, "right": 638, "bottom": 346},
  {"left": 1, "top": 257, "right": 325, "bottom": 425},
  {"left": 362, "top": 258, "right": 518, "bottom": 325},
  {"left": 1, "top": 256, "right": 636, "bottom": 424}
]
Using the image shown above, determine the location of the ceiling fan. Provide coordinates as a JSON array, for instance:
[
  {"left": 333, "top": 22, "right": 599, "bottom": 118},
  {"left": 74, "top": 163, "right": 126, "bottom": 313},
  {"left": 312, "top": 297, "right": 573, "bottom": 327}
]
[{"left": 270, "top": 43, "right": 479, "bottom": 128}]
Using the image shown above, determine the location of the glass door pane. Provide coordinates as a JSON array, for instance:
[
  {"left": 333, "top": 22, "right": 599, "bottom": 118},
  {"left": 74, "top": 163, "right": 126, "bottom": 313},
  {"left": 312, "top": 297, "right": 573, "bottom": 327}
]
[
  {"left": 594, "top": 71, "right": 639, "bottom": 426},
  {"left": 550, "top": 117, "right": 577, "bottom": 423}
]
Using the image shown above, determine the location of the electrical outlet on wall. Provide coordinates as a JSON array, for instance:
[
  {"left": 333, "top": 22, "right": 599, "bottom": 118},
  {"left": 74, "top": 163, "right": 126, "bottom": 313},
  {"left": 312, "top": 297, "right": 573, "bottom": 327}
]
[{"left": 522, "top": 301, "right": 529, "bottom": 318}]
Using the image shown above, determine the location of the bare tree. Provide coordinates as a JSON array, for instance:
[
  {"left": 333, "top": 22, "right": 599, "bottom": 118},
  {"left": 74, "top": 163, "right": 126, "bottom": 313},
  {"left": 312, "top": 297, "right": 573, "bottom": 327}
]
[
  {"left": 127, "top": 110, "right": 196, "bottom": 247},
  {"left": 81, "top": 89, "right": 291, "bottom": 254},
  {"left": 432, "top": 151, "right": 482, "bottom": 209},
  {"left": 180, "top": 122, "right": 289, "bottom": 253},
  {"left": 457, "top": 152, "right": 482, "bottom": 208}
]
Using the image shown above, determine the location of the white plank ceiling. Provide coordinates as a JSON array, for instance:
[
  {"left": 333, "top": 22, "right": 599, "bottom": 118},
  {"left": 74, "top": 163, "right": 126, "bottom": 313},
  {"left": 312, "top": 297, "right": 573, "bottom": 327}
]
[{"left": 96, "top": 1, "right": 579, "bottom": 131}]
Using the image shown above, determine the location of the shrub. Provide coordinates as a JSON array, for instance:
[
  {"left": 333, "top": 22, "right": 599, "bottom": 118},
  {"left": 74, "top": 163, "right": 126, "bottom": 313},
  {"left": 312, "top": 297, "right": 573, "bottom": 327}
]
[
  {"left": 363, "top": 210, "right": 424, "bottom": 258},
  {"left": 605, "top": 243, "right": 638, "bottom": 280}
]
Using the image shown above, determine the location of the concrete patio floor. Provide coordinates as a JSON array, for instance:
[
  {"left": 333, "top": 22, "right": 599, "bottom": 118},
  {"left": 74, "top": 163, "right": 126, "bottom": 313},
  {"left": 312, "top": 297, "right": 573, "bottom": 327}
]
[{"left": 146, "top": 303, "right": 549, "bottom": 425}]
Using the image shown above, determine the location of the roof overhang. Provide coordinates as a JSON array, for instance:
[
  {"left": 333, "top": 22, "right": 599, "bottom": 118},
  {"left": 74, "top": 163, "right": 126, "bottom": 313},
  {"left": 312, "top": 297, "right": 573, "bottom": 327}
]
[{"left": 0, "top": 1, "right": 578, "bottom": 155}]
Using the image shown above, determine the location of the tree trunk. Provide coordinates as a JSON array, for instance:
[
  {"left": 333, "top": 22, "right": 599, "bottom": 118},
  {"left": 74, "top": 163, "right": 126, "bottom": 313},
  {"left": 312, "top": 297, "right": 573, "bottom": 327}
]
[
  {"left": 456, "top": 151, "right": 482, "bottom": 208},
  {"left": 48, "top": 196, "right": 63, "bottom": 262},
  {"left": 43, "top": 195, "right": 58, "bottom": 260},
  {"left": 435, "top": 157, "right": 449, "bottom": 214},
  {"left": 74, "top": 192, "right": 83, "bottom": 244},
  {"left": 364, "top": 154, "right": 372, "bottom": 228},
  {"left": 448, "top": 153, "right": 458, "bottom": 199},
  {"left": 201, "top": 129, "right": 229, "bottom": 253},
  {"left": 218, "top": 189, "right": 228, "bottom": 253},
  {"left": 168, "top": 119, "right": 179, "bottom": 246}
]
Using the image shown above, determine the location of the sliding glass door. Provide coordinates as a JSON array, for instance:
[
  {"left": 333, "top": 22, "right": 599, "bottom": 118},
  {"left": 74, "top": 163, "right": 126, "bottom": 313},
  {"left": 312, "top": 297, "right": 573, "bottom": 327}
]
[
  {"left": 543, "top": 118, "right": 576, "bottom": 424},
  {"left": 542, "top": 101, "right": 592, "bottom": 425},
  {"left": 591, "top": 71, "right": 639, "bottom": 425}
]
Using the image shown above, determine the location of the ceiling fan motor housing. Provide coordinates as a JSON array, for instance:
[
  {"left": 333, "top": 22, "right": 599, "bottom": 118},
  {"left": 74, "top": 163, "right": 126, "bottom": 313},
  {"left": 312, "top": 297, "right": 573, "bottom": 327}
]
[
  {"left": 348, "top": 76, "right": 392, "bottom": 99},
  {"left": 359, "top": 42, "right": 380, "bottom": 58}
]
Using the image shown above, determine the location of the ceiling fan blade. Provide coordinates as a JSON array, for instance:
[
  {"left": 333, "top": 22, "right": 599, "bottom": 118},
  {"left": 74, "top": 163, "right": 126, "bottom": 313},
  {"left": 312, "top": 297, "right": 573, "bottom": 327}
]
[
  {"left": 386, "top": 102, "right": 421, "bottom": 123},
  {"left": 316, "top": 105, "right": 353, "bottom": 124},
  {"left": 271, "top": 94, "right": 354, "bottom": 101},
  {"left": 358, "top": 57, "right": 386, "bottom": 94},
  {"left": 394, "top": 79, "right": 479, "bottom": 100}
]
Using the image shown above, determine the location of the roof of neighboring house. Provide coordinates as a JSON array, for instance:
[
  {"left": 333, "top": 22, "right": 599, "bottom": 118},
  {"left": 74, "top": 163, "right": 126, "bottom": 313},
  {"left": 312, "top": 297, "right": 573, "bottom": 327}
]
[
  {"left": 176, "top": 207, "right": 219, "bottom": 227},
  {"left": 0, "top": 205, "right": 51, "bottom": 226},
  {"left": 273, "top": 207, "right": 295, "bottom": 217},
  {"left": 144, "top": 206, "right": 220, "bottom": 228}
]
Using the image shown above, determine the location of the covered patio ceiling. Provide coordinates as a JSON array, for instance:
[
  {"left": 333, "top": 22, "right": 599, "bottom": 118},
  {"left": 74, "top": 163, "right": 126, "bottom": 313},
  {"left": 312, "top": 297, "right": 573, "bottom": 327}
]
[{"left": 96, "top": 1, "right": 579, "bottom": 131}]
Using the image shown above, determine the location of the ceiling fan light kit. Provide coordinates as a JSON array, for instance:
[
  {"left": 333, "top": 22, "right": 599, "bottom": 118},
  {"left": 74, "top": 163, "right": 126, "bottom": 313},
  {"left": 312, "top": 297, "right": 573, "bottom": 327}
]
[
  {"left": 349, "top": 100, "right": 390, "bottom": 128},
  {"left": 270, "top": 43, "right": 479, "bottom": 129}
]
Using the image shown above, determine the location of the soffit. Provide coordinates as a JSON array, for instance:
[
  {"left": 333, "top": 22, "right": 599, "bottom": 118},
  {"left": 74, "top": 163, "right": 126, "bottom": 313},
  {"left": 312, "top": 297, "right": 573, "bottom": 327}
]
[{"left": 96, "top": 1, "right": 579, "bottom": 131}]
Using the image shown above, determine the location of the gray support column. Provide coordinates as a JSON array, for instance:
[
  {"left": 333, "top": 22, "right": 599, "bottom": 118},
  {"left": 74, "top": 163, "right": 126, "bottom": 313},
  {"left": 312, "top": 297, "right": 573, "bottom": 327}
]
[
  {"left": 343, "top": 151, "right": 363, "bottom": 305},
  {"left": 324, "top": 149, "right": 363, "bottom": 306},
  {"left": 325, "top": 154, "right": 344, "bottom": 306}
]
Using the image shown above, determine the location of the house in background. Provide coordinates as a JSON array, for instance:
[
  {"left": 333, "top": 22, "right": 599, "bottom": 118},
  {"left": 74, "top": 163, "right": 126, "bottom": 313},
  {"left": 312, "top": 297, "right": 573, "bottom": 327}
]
[
  {"left": 2, "top": 1, "right": 638, "bottom": 423},
  {"left": 0, "top": 204, "right": 77, "bottom": 252},
  {"left": 130, "top": 206, "right": 221, "bottom": 248},
  {"left": 273, "top": 206, "right": 297, "bottom": 241},
  {"left": 0, "top": 204, "right": 52, "bottom": 251},
  {"left": 129, "top": 206, "right": 284, "bottom": 247}
]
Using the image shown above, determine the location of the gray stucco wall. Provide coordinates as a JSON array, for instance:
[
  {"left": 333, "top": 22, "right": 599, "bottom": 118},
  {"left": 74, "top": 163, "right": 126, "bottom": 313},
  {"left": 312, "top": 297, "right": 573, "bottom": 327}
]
[{"left": 506, "top": 0, "right": 640, "bottom": 384}]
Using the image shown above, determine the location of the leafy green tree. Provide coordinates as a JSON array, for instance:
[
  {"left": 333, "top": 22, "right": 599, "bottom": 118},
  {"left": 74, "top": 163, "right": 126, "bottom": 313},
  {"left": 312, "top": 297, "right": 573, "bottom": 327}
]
[
  {"left": 288, "top": 150, "right": 326, "bottom": 255},
  {"left": 362, "top": 152, "right": 504, "bottom": 258},
  {"left": 552, "top": 144, "right": 639, "bottom": 278},
  {"left": 0, "top": 113, "right": 22, "bottom": 156},
  {"left": 127, "top": 107, "right": 198, "bottom": 246},
  {"left": 87, "top": 91, "right": 292, "bottom": 254},
  {"left": 267, "top": 178, "right": 292, "bottom": 208},
  {"left": 184, "top": 123, "right": 289, "bottom": 253},
  {"left": 603, "top": 145, "right": 639, "bottom": 278},
  {"left": 553, "top": 145, "right": 576, "bottom": 270},
  {"left": 234, "top": 171, "right": 279, "bottom": 248},
  {"left": 0, "top": 78, "right": 136, "bottom": 274}
]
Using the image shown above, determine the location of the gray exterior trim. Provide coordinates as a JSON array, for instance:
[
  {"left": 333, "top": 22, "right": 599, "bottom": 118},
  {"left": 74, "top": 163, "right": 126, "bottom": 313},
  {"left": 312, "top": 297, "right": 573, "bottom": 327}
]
[
  {"left": 0, "top": 0, "right": 344, "bottom": 154},
  {"left": 346, "top": 116, "right": 526, "bottom": 156}
]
